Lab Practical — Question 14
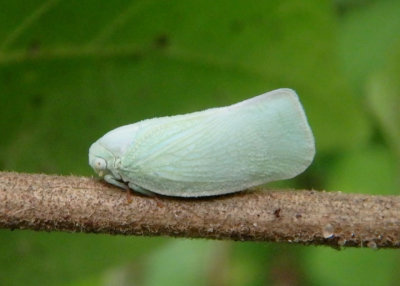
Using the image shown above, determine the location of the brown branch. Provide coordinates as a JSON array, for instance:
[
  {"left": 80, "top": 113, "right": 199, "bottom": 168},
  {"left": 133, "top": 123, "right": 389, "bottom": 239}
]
[{"left": 0, "top": 171, "right": 399, "bottom": 248}]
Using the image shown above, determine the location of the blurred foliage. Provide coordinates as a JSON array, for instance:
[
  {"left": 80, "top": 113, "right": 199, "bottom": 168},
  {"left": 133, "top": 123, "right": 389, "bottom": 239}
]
[{"left": 0, "top": 0, "right": 399, "bottom": 285}]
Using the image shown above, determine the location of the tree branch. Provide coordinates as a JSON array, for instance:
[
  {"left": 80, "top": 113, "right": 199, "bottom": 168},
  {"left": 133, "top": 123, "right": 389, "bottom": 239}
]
[{"left": 1, "top": 171, "right": 399, "bottom": 248}]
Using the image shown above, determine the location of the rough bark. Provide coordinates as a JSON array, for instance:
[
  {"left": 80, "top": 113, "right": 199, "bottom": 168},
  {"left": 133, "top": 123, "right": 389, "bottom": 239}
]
[{"left": 0, "top": 171, "right": 399, "bottom": 248}]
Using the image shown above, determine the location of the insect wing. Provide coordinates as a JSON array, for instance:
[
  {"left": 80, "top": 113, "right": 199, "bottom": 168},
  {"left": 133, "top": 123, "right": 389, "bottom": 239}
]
[{"left": 120, "top": 89, "right": 314, "bottom": 196}]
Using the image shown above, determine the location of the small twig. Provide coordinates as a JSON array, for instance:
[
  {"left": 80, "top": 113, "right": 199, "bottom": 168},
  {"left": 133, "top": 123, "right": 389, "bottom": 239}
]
[{"left": 0, "top": 171, "right": 399, "bottom": 248}]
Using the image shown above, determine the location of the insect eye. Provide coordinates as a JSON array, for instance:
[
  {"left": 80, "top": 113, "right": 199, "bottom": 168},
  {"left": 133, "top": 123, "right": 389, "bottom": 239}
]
[{"left": 94, "top": 158, "right": 107, "bottom": 170}]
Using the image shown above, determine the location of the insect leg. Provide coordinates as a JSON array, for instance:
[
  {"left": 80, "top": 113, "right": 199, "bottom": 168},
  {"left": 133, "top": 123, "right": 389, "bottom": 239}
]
[{"left": 104, "top": 174, "right": 128, "bottom": 190}]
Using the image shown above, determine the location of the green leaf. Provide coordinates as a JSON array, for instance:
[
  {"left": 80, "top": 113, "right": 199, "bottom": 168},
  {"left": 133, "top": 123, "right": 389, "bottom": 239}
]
[
  {"left": 366, "top": 47, "right": 400, "bottom": 160},
  {"left": 338, "top": 0, "right": 400, "bottom": 92},
  {"left": 0, "top": 230, "right": 166, "bottom": 286},
  {"left": 305, "top": 247, "right": 398, "bottom": 286},
  {"left": 0, "top": 0, "right": 369, "bottom": 177},
  {"left": 144, "top": 240, "right": 217, "bottom": 286},
  {"left": 325, "top": 145, "right": 399, "bottom": 195}
]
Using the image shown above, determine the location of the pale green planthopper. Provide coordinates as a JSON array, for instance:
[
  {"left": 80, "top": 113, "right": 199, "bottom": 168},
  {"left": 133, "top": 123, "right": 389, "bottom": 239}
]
[{"left": 89, "top": 88, "right": 315, "bottom": 197}]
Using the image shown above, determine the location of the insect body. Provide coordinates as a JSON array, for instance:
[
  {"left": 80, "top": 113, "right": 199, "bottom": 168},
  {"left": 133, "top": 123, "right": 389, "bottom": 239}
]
[{"left": 89, "top": 88, "right": 315, "bottom": 197}]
